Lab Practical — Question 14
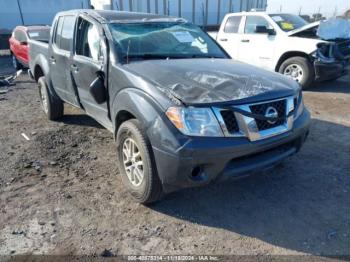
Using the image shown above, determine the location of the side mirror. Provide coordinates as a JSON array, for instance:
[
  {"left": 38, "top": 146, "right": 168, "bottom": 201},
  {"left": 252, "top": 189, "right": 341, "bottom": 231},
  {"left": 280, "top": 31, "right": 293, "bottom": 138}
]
[
  {"left": 255, "top": 26, "right": 276, "bottom": 35},
  {"left": 89, "top": 76, "right": 106, "bottom": 104}
]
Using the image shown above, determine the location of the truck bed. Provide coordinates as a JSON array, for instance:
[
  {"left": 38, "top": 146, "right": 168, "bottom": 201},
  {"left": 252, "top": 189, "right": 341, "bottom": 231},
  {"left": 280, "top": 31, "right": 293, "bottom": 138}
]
[{"left": 28, "top": 39, "right": 49, "bottom": 77}]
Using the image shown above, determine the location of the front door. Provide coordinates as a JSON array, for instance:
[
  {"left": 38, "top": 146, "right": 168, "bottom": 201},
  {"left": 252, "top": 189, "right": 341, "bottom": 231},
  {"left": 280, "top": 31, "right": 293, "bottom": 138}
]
[
  {"left": 237, "top": 16, "right": 276, "bottom": 70},
  {"left": 71, "top": 17, "right": 111, "bottom": 129}
]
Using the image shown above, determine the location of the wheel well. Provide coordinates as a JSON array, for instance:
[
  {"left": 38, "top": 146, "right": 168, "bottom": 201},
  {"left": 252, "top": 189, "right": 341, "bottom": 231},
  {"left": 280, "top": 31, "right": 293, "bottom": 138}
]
[
  {"left": 34, "top": 65, "right": 44, "bottom": 82},
  {"left": 115, "top": 110, "right": 136, "bottom": 133},
  {"left": 275, "top": 52, "right": 311, "bottom": 72}
]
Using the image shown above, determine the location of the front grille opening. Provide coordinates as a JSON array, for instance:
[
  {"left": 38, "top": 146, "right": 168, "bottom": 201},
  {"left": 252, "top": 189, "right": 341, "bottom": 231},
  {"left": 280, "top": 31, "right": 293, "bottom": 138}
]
[
  {"left": 250, "top": 100, "right": 287, "bottom": 131},
  {"left": 220, "top": 110, "right": 240, "bottom": 133}
]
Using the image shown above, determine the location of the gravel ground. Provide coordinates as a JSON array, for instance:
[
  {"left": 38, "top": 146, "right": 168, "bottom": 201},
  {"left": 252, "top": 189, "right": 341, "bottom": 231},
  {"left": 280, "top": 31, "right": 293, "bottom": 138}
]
[{"left": 0, "top": 56, "right": 349, "bottom": 258}]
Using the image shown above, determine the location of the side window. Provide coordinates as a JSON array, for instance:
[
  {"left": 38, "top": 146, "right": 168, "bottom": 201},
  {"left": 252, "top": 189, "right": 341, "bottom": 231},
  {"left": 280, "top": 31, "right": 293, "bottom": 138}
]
[
  {"left": 224, "top": 16, "right": 242, "bottom": 33},
  {"left": 54, "top": 17, "right": 64, "bottom": 48},
  {"left": 76, "top": 19, "right": 101, "bottom": 62},
  {"left": 60, "top": 16, "right": 75, "bottom": 51},
  {"left": 245, "top": 16, "right": 273, "bottom": 34},
  {"left": 54, "top": 16, "right": 75, "bottom": 51},
  {"left": 15, "top": 30, "right": 27, "bottom": 42}
]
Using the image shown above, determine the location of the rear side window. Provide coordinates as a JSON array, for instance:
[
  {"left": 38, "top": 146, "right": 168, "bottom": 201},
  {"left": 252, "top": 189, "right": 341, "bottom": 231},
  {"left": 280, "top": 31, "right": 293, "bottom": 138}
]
[
  {"left": 54, "top": 17, "right": 64, "bottom": 47},
  {"left": 54, "top": 16, "right": 75, "bottom": 51},
  {"left": 224, "top": 16, "right": 242, "bottom": 33}
]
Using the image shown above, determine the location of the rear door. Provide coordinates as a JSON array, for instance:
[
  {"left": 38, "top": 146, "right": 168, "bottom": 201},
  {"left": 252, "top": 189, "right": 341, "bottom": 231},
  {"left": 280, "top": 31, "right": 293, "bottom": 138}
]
[
  {"left": 71, "top": 16, "right": 111, "bottom": 129},
  {"left": 49, "top": 15, "right": 80, "bottom": 106},
  {"left": 217, "top": 15, "right": 243, "bottom": 59}
]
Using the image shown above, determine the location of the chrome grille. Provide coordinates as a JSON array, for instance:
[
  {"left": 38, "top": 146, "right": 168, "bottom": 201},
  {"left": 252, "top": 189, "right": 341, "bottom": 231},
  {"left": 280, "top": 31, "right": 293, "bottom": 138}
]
[
  {"left": 250, "top": 100, "right": 286, "bottom": 131},
  {"left": 212, "top": 96, "right": 295, "bottom": 141}
]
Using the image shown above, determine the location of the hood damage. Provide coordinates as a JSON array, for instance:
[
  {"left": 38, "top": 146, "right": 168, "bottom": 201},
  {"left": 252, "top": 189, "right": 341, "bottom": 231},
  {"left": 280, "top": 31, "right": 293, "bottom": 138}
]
[
  {"left": 125, "top": 59, "right": 299, "bottom": 105},
  {"left": 289, "top": 19, "right": 350, "bottom": 66}
]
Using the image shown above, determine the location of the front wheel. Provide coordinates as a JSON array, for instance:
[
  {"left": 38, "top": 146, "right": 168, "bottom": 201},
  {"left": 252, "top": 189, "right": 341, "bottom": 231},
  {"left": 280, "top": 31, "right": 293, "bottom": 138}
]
[
  {"left": 116, "top": 119, "right": 163, "bottom": 204},
  {"left": 38, "top": 76, "right": 64, "bottom": 120},
  {"left": 279, "top": 56, "right": 314, "bottom": 88}
]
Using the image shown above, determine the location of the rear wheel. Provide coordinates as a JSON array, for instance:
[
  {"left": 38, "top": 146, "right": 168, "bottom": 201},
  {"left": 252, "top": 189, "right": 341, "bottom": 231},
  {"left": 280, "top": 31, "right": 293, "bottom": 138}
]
[
  {"left": 279, "top": 56, "right": 314, "bottom": 88},
  {"left": 12, "top": 55, "right": 22, "bottom": 70},
  {"left": 38, "top": 76, "right": 64, "bottom": 120},
  {"left": 116, "top": 119, "right": 163, "bottom": 204}
]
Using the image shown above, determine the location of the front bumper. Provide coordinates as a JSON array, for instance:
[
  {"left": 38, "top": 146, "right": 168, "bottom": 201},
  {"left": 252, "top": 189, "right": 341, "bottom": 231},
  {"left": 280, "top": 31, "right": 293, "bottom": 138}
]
[
  {"left": 314, "top": 60, "right": 348, "bottom": 81},
  {"left": 153, "top": 109, "right": 311, "bottom": 193}
]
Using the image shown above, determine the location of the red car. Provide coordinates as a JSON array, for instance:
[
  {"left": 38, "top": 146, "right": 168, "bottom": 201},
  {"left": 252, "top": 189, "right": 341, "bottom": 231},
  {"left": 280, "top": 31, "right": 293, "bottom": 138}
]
[{"left": 9, "top": 25, "right": 50, "bottom": 70}]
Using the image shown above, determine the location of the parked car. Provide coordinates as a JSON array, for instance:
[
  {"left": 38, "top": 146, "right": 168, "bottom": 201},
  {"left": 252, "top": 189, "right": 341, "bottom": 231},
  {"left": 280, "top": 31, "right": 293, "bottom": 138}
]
[
  {"left": 9, "top": 25, "right": 50, "bottom": 69},
  {"left": 29, "top": 10, "right": 310, "bottom": 203},
  {"left": 212, "top": 12, "right": 350, "bottom": 87}
]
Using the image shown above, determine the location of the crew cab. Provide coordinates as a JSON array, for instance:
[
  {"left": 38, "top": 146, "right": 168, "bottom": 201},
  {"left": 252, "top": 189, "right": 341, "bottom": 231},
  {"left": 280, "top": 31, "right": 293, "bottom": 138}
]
[
  {"left": 9, "top": 25, "right": 50, "bottom": 69},
  {"left": 213, "top": 12, "right": 350, "bottom": 87},
  {"left": 29, "top": 10, "right": 310, "bottom": 203}
]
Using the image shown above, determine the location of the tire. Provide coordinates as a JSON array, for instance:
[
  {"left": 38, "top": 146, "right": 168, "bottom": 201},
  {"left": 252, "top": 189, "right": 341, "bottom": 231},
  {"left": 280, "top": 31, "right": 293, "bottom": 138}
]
[
  {"left": 38, "top": 76, "right": 64, "bottom": 120},
  {"left": 116, "top": 119, "right": 163, "bottom": 204},
  {"left": 278, "top": 56, "right": 314, "bottom": 88},
  {"left": 12, "top": 55, "right": 23, "bottom": 70}
]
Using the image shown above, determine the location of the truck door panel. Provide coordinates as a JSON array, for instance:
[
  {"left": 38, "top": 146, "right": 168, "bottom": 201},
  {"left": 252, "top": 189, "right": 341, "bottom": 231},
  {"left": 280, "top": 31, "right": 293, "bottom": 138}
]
[
  {"left": 238, "top": 16, "right": 276, "bottom": 70},
  {"left": 49, "top": 15, "right": 80, "bottom": 106},
  {"left": 217, "top": 15, "right": 243, "bottom": 59},
  {"left": 71, "top": 17, "right": 111, "bottom": 129}
]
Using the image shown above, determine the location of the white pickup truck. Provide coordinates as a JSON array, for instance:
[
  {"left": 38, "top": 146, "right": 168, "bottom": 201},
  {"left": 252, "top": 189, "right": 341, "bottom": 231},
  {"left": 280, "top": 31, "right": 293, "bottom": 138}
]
[{"left": 211, "top": 12, "right": 350, "bottom": 87}]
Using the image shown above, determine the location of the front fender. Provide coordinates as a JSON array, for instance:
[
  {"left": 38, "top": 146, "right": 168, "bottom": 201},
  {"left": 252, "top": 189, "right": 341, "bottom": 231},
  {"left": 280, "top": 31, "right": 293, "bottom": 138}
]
[{"left": 111, "top": 88, "right": 186, "bottom": 153}]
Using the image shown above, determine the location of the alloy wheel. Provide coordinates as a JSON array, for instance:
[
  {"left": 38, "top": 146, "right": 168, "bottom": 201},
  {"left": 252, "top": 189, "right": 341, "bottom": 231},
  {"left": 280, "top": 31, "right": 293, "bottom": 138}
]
[{"left": 122, "top": 138, "right": 144, "bottom": 187}]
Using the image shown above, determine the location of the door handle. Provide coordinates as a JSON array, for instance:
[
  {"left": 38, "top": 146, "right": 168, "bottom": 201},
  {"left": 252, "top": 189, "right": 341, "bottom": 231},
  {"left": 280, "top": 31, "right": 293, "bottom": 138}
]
[
  {"left": 49, "top": 57, "right": 56, "bottom": 64},
  {"left": 71, "top": 64, "right": 79, "bottom": 73},
  {"left": 220, "top": 38, "right": 228, "bottom": 42},
  {"left": 241, "top": 39, "right": 250, "bottom": 43}
]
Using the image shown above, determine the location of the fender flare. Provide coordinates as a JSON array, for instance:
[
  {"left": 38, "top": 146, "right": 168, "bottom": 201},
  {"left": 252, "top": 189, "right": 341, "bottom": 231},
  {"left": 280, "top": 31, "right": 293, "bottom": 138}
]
[{"left": 111, "top": 88, "right": 165, "bottom": 137}]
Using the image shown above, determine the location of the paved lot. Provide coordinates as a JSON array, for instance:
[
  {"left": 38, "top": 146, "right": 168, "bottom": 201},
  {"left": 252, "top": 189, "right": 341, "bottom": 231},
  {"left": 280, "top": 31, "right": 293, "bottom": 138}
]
[{"left": 0, "top": 55, "right": 349, "bottom": 258}]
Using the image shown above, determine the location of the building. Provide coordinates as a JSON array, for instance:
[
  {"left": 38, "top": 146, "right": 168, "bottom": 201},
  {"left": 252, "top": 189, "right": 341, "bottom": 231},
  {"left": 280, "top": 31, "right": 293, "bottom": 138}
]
[
  {"left": 92, "top": 0, "right": 267, "bottom": 27},
  {"left": 0, "top": 0, "right": 91, "bottom": 49}
]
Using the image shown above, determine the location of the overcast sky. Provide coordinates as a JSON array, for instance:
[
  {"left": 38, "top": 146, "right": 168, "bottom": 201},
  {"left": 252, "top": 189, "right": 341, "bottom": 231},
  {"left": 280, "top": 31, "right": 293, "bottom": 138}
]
[{"left": 266, "top": 0, "right": 350, "bottom": 17}]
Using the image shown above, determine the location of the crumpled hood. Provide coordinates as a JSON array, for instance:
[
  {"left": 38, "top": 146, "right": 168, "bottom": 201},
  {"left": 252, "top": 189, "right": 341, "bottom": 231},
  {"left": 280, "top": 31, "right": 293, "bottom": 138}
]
[
  {"left": 124, "top": 59, "right": 299, "bottom": 105},
  {"left": 286, "top": 21, "right": 320, "bottom": 36}
]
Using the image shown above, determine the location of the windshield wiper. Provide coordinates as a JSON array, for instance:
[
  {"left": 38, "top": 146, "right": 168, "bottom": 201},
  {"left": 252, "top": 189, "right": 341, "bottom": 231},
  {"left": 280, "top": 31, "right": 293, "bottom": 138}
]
[
  {"left": 189, "top": 54, "right": 225, "bottom": 59},
  {"left": 123, "top": 53, "right": 225, "bottom": 62},
  {"left": 123, "top": 53, "right": 174, "bottom": 61}
]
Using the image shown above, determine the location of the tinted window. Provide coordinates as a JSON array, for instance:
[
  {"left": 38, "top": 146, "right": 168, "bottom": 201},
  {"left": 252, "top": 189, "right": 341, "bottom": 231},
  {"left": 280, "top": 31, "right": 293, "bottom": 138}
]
[
  {"left": 14, "top": 30, "right": 27, "bottom": 42},
  {"left": 224, "top": 16, "right": 242, "bottom": 33},
  {"left": 54, "top": 17, "right": 64, "bottom": 47},
  {"left": 76, "top": 19, "right": 101, "bottom": 61},
  {"left": 54, "top": 16, "right": 75, "bottom": 51},
  {"left": 60, "top": 16, "right": 75, "bottom": 51},
  {"left": 245, "top": 16, "right": 273, "bottom": 34}
]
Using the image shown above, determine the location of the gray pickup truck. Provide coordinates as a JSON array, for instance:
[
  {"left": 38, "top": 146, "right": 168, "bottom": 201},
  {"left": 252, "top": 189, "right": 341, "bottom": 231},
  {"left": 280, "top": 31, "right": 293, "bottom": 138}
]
[{"left": 29, "top": 10, "right": 310, "bottom": 203}]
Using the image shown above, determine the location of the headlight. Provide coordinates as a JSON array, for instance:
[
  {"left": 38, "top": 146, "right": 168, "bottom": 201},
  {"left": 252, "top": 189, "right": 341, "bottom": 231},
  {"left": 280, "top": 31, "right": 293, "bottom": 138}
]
[
  {"left": 166, "top": 107, "right": 224, "bottom": 137},
  {"left": 294, "top": 91, "right": 304, "bottom": 119}
]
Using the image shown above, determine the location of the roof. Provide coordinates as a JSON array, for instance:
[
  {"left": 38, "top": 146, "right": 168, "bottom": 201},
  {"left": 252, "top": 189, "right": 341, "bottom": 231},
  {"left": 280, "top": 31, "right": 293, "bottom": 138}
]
[{"left": 56, "top": 9, "right": 186, "bottom": 24}]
